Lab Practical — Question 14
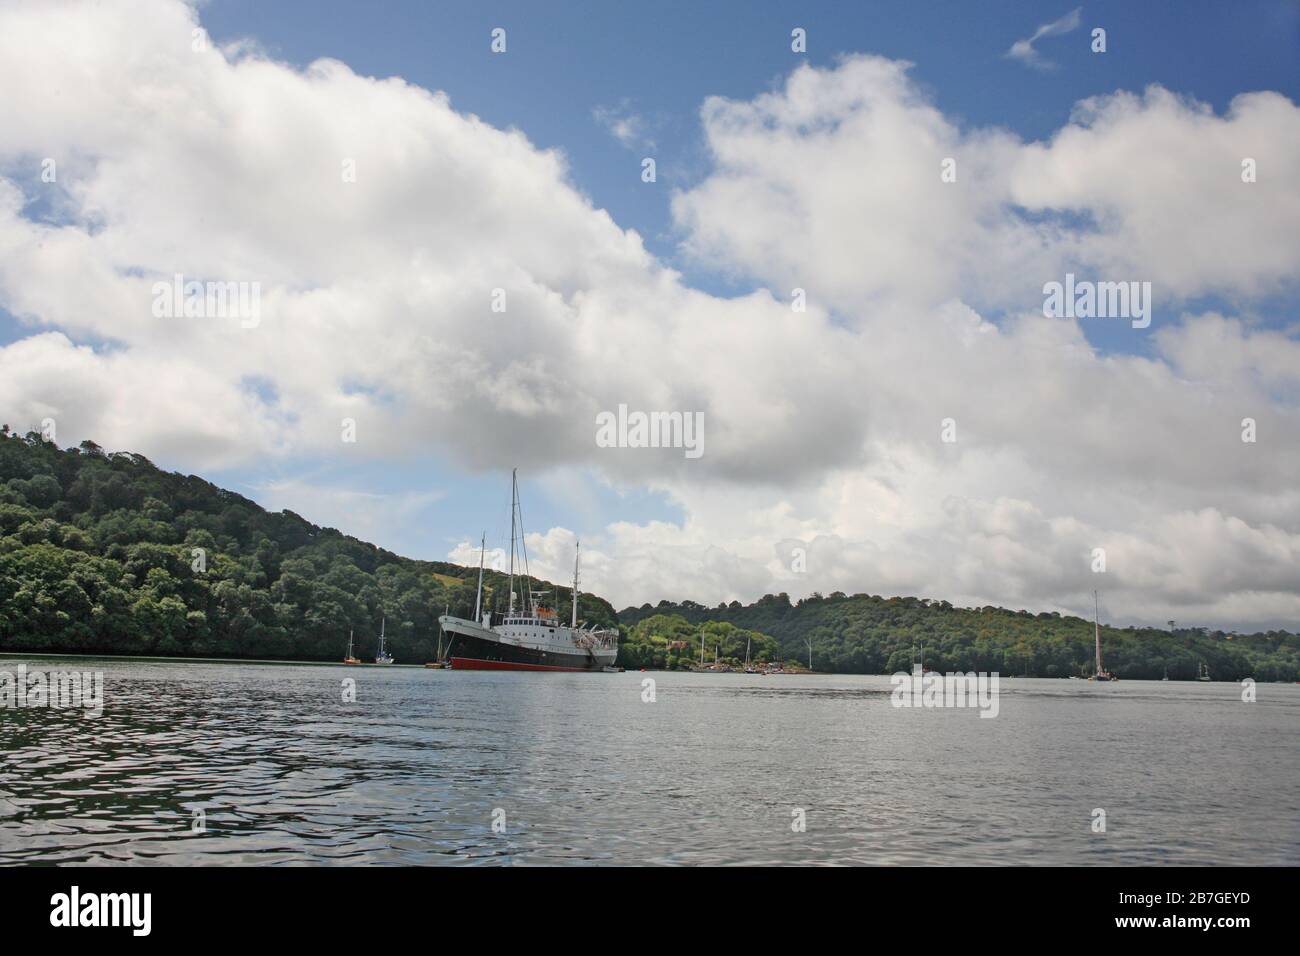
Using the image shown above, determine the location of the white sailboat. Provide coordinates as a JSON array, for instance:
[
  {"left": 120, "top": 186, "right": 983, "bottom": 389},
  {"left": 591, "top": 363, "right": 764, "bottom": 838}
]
[{"left": 375, "top": 615, "right": 394, "bottom": 665}]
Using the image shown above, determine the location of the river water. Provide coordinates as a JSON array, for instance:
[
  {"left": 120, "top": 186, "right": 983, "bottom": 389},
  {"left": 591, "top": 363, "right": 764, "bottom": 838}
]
[{"left": 1, "top": 657, "right": 1296, "bottom": 865}]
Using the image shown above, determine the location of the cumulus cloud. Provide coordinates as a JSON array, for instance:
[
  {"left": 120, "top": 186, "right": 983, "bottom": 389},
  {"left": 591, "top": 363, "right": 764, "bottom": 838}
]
[
  {"left": 672, "top": 57, "right": 1300, "bottom": 313},
  {"left": 0, "top": 0, "right": 863, "bottom": 485},
  {"left": 1, "top": 1, "right": 1298, "bottom": 629}
]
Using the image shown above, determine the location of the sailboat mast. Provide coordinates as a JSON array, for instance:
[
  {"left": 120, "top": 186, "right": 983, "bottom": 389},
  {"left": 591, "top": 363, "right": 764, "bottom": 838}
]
[
  {"left": 1094, "top": 590, "right": 1102, "bottom": 676},
  {"left": 474, "top": 532, "right": 486, "bottom": 621},
  {"left": 571, "top": 539, "right": 580, "bottom": 629}
]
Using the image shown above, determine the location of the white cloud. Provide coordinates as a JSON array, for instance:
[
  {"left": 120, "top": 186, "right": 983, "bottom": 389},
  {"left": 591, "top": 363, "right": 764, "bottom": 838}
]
[
  {"left": 592, "top": 100, "right": 656, "bottom": 150},
  {"left": 1006, "top": 7, "right": 1083, "bottom": 70},
  {"left": 1, "top": 2, "right": 1298, "bottom": 630},
  {"left": 672, "top": 57, "right": 1300, "bottom": 313}
]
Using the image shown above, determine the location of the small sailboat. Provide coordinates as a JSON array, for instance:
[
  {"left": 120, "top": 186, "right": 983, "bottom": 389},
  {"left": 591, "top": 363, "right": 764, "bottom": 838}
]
[
  {"left": 1089, "top": 591, "right": 1115, "bottom": 681},
  {"left": 1197, "top": 662, "right": 1211, "bottom": 682},
  {"left": 343, "top": 629, "right": 361, "bottom": 665},
  {"left": 375, "top": 616, "right": 394, "bottom": 665},
  {"left": 426, "top": 603, "right": 455, "bottom": 668}
]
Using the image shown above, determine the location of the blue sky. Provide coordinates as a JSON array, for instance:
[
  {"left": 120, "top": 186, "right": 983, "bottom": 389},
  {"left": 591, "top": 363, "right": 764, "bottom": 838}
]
[{"left": 3, "top": 0, "right": 1299, "bottom": 622}]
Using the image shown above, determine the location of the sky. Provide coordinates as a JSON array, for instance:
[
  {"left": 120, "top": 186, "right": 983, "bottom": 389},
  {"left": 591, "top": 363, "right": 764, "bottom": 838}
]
[{"left": 1, "top": 0, "right": 1298, "bottom": 628}]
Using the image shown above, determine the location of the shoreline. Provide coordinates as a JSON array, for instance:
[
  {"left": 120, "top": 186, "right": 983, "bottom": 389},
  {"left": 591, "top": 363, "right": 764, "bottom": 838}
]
[
  {"left": 0, "top": 651, "right": 425, "bottom": 668},
  {"left": 0, "top": 652, "right": 1277, "bottom": 681}
]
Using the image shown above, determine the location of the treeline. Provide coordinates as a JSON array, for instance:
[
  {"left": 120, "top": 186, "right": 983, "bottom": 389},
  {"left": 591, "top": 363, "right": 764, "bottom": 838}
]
[
  {"left": 620, "top": 592, "right": 1300, "bottom": 681},
  {"left": 0, "top": 431, "right": 614, "bottom": 662}
]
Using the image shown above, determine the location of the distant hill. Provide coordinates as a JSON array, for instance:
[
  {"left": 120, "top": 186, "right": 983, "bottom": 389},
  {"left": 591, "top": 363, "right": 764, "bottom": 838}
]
[
  {"left": 620, "top": 593, "right": 1300, "bottom": 681},
  {"left": 0, "top": 430, "right": 614, "bottom": 662}
]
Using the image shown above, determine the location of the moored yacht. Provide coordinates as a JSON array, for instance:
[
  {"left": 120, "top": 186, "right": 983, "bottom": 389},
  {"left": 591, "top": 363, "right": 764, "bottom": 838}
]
[{"left": 375, "top": 616, "right": 394, "bottom": 665}]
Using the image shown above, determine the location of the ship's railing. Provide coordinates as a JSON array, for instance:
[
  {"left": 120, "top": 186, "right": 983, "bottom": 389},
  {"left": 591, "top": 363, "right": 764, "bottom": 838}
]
[{"left": 572, "top": 628, "right": 619, "bottom": 650}]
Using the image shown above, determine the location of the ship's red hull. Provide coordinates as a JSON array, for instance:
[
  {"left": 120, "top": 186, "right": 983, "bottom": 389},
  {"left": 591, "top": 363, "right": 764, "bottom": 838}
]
[{"left": 449, "top": 656, "right": 590, "bottom": 673}]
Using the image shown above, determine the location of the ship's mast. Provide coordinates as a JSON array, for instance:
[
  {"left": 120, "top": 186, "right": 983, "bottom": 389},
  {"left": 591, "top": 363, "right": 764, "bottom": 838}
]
[
  {"left": 1094, "top": 590, "right": 1103, "bottom": 676},
  {"left": 571, "top": 539, "right": 580, "bottom": 629},
  {"left": 516, "top": 475, "right": 535, "bottom": 614},
  {"left": 506, "top": 468, "right": 537, "bottom": 616},
  {"left": 507, "top": 470, "right": 516, "bottom": 615},
  {"left": 474, "top": 531, "right": 486, "bottom": 621}
]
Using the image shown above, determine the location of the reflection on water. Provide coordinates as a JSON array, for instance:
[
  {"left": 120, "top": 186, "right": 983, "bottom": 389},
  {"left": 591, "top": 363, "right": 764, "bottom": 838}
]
[{"left": 1, "top": 657, "right": 1297, "bottom": 865}]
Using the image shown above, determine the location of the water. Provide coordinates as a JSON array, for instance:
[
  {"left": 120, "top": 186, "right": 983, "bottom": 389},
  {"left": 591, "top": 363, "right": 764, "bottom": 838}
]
[{"left": 1, "top": 657, "right": 1296, "bottom": 865}]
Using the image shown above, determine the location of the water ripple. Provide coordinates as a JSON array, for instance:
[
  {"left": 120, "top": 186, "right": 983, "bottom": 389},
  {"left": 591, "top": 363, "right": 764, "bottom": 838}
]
[{"left": 1, "top": 659, "right": 1297, "bottom": 865}]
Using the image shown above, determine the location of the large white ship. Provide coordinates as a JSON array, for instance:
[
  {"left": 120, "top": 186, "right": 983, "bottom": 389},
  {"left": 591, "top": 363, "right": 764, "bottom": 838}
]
[{"left": 437, "top": 471, "right": 618, "bottom": 672}]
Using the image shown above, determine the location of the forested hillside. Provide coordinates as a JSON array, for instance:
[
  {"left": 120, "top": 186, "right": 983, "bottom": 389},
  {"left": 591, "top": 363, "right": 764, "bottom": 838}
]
[
  {"left": 4, "top": 429, "right": 1297, "bottom": 679},
  {"left": 0, "top": 430, "right": 614, "bottom": 662},
  {"left": 620, "top": 593, "right": 1300, "bottom": 681}
]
